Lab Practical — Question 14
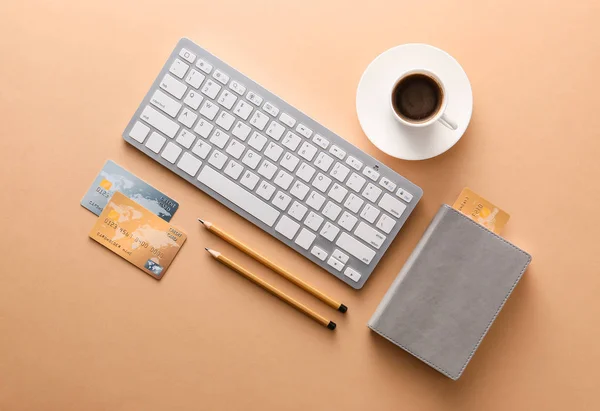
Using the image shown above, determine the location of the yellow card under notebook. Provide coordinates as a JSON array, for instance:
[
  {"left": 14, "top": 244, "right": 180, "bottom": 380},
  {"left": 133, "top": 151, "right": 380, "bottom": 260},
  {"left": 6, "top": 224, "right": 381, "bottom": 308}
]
[
  {"left": 452, "top": 188, "right": 510, "bottom": 235},
  {"left": 89, "top": 191, "right": 187, "bottom": 280}
]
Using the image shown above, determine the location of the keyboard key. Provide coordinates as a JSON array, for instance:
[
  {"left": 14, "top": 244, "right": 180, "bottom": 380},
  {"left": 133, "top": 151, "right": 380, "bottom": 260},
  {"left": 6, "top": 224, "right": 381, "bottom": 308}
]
[
  {"left": 296, "top": 123, "right": 312, "bottom": 138},
  {"left": 378, "top": 193, "right": 407, "bottom": 219},
  {"left": 328, "top": 183, "right": 348, "bottom": 203},
  {"left": 320, "top": 222, "right": 340, "bottom": 241},
  {"left": 201, "top": 79, "right": 221, "bottom": 99},
  {"left": 338, "top": 211, "right": 358, "bottom": 231},
  {"left": 279, "top": 112, "right": 296, "bottom": 127},
  {"left": 199, "top": 100, "right": 219, "bottom": 120},
  {"left": 346, "top": 156, "right": 363, "bottom": 170},
  {"left": 323, "top": 201, "right": 342, "bottom": 221},
  {"left": 129, "top": 121, "right": 149, "bottom": 143},
  {"left": 213, "top": 69, "right": 229, "bottom": 85},
  {"left": 380, "top": 177, "right": 397, "bottom": 192},
  {"left": 160, "top": 74, "right": 187, "bottom": 99},
  {"left": 185, "top": 69, "right": 206, "bottom": 89},
  {"left": 296, "top": 163, "right": 315, "bottom": 182},
  {"left": 288, "top": 201, "right": 308, "bottom": 221},
  {"left": 229, "top": 80, "right": 246, "bottom": 95},
  {"left": 266, "top": 121, "right": 285, "bottom": 140},
  {"left": 150, "top": 90, "right": 181, "bottom": 117},
  {"left": 226, "top": 139, "right": 245, "bottom": 159},
  {"left": 145, "top": 131, "right": 166, "bottom": 153},
  {"left": 331, "top": 162, "right": 350, "bottom": 182},
  {"left": 290, "top": 180, "right": 310, "bottom": 200},
  {"left": 344, "top": 193, "right": 364, "bottom": 213},
  {"left": 329, "top": 145, "right": 346, "bottom": 160},
  {"left": 344, "top": 267, "right": 362, "bottom": 282},
  {"left": 360, "top": 203, "right": 380, "bottom": 224},
  {"left": 197, "top": 166, "right": 279, "bottom": 227},
  {"left": 315, "top": 152, "right": 334, "bottom": 172},
  {"left": 333, "top": 250, "right": 348, "bottom": 266},
  {"left": 232, "top": 121, "right": 251, "bottom": 141},
  {"left": 241, "top": 170, "right": 259, "bottom": 190},
  {"left": 233, "top": 100, "right": 253, "bottom": 120},
  {"left": 242, "top": 149, "right": 261, "bottom": 169},
  {"left": 295, "top": 228, "right": 316, "bottom": 250},
  {"left": 161, "top": 142, "right": 182, "bottom": 163},
  {"left": 191, "top": 139, "right": 212, "bottom": 159},
  {"left": 311, "top": 246, "right": 327, "bottom": 261},
  {"left": 249, "top": 110, "right": 268, "bottom": 130},
  {"left": 274, "top": 170, "right": 293, "bottom": 190},
  {"left": 184, "top": 90, "right": 203, "bottom": 110},
  {"left": 179, "top": 48, "right": 196, "bottom": 63},
  {"left": 217, "top": 90, "right": 237, "bottom": 110},
  {"left": 272, "top": 191, "right": 292, "bottom": 210},
  {"left": 257, "top": 181, "right": 276, "bottom": 200},
  {"left": 177, "top": 152, "right": 202, "bottom": 176},
  {"left": 169, "top": 58, "right": 189, "bottom": 78},
  {"left": 376, "top": 214, "right": 396, "bottom": 234},
  {"left": 264, "top": 142, "right": 283, "bottom": 162},
  {"left": 282, "top": 131, "right": 301, "bottom": 151},
  {"left": 275, "top": 215, "right": 300, "bottom": 239},
  {"left": 312, "top": 173, "right": 332, "bottom": 192},
  {"left": 396, "top": 188, "right": 414, "bottom": 203},
  {"left": 258, "top": 159, "right": 277, "bottom": 179},
  {"left": 263, "top": 102, "right": 279, "bottom": 117},
  {"left": 363, "top": 183, "right": 382, "bottom": 203},
  {"left": 224, "top": 160, "right": 243, "bottom": 179},
  {"left": 249, "top": 132, "right": 267, "bottom": 151},
  {"left": 280, "top": 152, "right": 299, "bottom": 171},
  {"left": 209, "top": 129, "right": 229, "bottom": 149},
  {"left": 176, "top": 129, "right": 196, "bottom": 149},
  {"left": 347, "top": 172, "right": 366, "bottom": 193},
  {"left": 193, "top": 118, "right": 214, "bottom": 138},
  {"left": 327, "top": 257, "right": 344, "bottom": 272},
  {"left": 306, "top": 191, "right": 326, "bottom": 210},
  {"left": 208, "top": 149, "right": 228, "bottom": 169},
  {"left": 298, "top": 142, "right": 317, "bottom": 161},
  {"left": 246, "top": 91, "right": 263, "bottom": 106},
  {"left": 215, "top": 111, "right": 235, "bottom": 131},
  {"left": 363, "top": 166, "right": 380, "bottom": 181},
  {"left": 336, "top": 233, "right": 376, "bottom": 265},
  {"left": 313, "top": 134, "right": 329, "bottom": 149},
  {"left": 355, "top": 222, "right": 386, "bottom": 249},
  {"left": 178, "top": 107, "right": 198, "bottom": 128},
  {"left": 141, "top": 106, "right": 179, "bottom": 138},
  {"left": 195, "top": 58, "right": 213, "bottom": 74},
  {"left": 305, "top": 211, "right": 324, "bottom": 231}
]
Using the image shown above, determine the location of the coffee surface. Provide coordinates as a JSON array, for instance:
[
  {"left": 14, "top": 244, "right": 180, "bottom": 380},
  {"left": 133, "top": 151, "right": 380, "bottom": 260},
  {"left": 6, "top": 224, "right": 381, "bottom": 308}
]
[{"left": 393, "top": 74, "right": 442, "bottom": 121}]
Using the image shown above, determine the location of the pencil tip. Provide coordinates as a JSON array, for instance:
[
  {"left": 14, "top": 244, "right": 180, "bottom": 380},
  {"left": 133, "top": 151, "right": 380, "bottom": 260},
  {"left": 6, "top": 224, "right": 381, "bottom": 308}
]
[
  {"left": 198, "top": 218, "right": 205, "bottom": 224},
  {"left": 204, "top": 247, "right": 209, "bottom": 252}
]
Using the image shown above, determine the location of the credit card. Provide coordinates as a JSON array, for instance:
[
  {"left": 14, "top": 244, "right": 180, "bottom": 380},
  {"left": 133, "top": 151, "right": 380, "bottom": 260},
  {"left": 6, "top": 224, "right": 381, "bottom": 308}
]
[
  {"left": 452, "top": 187, "right": 510, "bottom": 234},
  {"left": 89, "top": 191, "right": 187, "bottom": 280},
  {"left": 81, "top": 160, "right": 178, "bottom": 222}
]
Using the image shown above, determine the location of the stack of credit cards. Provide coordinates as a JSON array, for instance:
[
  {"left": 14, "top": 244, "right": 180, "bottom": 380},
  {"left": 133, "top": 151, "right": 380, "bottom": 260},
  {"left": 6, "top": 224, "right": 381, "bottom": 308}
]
[{"left": 81, "top": 160, "right": 186, "bottom": 279}]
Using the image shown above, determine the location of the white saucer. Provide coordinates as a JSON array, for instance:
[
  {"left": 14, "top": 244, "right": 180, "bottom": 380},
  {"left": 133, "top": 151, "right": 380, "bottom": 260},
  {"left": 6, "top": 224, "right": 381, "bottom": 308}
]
[{"left": 356, "top": 44, "right": 473, "bottom": 160}]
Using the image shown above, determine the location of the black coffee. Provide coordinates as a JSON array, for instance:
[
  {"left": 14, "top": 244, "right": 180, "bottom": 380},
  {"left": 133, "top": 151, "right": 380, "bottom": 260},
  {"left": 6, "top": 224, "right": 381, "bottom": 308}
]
[{"left": 392, "top": 74, "right": 443, "bottom": 122}]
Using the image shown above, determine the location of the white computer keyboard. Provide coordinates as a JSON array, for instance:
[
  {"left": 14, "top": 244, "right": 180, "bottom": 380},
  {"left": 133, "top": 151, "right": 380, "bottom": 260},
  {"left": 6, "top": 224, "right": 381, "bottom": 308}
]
[{"left": 123, "top": 38, "right": 423, "bottom": 289}]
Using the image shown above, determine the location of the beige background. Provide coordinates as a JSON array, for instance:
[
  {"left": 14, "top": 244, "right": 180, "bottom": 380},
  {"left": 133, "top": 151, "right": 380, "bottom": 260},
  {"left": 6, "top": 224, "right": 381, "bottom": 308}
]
[{"left": 1, "top": 0, "right": 600, "bottom": 410}]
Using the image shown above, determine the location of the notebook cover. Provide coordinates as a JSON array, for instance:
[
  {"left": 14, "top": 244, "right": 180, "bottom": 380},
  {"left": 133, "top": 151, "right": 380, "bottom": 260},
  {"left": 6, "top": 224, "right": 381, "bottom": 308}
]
[{"left": 368, "top": 204, "right": 531, "bottom": 380}]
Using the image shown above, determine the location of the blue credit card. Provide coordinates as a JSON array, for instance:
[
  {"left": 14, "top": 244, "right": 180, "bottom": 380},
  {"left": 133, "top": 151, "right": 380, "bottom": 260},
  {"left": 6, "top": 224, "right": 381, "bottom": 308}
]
[{"left": 81, "top": 160, "right": 179, "bottom": 222}]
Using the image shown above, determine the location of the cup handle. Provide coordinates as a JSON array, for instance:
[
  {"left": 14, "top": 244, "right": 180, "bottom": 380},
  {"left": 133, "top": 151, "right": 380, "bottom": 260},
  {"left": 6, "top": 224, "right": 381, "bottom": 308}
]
[{"left": 438, "top": 113, "right": 458, "bottom": 130}]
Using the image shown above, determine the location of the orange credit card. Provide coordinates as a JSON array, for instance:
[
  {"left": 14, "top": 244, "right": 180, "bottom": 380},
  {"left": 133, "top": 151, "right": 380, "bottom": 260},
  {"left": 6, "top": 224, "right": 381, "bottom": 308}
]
[
  {"left": 89, "top": 191, "right": 187, "bottom": 279},
  {"left": 452, "top": 188, "right": 510, "bottom": 235}
]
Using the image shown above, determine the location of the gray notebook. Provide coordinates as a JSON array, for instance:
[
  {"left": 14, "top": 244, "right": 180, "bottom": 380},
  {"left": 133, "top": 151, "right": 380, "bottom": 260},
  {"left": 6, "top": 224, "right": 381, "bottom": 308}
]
[{"left": 368, "top": 204, "right": 531, "bottom": 380}]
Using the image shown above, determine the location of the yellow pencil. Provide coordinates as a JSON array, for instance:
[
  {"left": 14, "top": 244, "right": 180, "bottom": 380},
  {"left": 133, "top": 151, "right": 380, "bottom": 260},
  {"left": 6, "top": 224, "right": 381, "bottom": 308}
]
[
  {"left": 206, "top": 248, "right": 336, "bottom": 330},
  {"left": 198, "top": 219, "right": 347, "bottom": 313}
]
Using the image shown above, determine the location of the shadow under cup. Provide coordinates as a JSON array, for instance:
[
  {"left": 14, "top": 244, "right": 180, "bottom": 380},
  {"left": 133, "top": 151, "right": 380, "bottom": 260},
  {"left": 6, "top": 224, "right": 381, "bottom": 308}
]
[{"left": 391, "top": 72, "right": 444, "bottom": 124}]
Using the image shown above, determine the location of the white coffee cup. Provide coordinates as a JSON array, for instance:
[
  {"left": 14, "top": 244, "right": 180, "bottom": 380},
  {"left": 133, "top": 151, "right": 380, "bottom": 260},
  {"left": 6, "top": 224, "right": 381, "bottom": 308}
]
[{"left": 390, "top": 69, "right": 457, "bottom": 130}]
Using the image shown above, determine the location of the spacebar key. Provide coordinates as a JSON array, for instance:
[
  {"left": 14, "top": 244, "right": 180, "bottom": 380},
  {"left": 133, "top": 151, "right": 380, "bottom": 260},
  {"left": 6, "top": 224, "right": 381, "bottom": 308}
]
[{"left": 197, "top": 166, "right": 280, "bottom": 227}]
